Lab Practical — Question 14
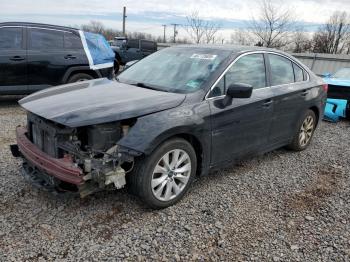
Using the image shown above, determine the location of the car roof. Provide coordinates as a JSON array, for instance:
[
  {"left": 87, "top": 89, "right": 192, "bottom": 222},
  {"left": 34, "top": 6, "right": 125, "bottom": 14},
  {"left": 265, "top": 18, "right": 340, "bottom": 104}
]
[
  {"left": 174, "top": 44, "right": 288, "bottom": 56},
  {"left": 0, "top": 22, "right": 79, "bottom": 33}
]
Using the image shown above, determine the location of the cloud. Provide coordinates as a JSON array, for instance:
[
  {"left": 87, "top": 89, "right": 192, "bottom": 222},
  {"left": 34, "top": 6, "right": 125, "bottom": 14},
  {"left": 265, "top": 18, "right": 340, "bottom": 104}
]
[
  {"left": 2, "top": 0, "right": 349, "bottom": 22},
  {"left": 1, "top": 0, "right": 349, "bottom": 38}
]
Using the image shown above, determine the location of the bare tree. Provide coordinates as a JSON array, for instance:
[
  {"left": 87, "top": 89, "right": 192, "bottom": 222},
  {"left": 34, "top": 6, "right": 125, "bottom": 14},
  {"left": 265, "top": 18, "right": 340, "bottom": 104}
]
[
  {"left": 249, "top": 0, "right": 295, "bottom": 48},
  {"left": 80, "top": 21, "right": 163, "bottom": 42},
  {"left": 186, "top": 11, "right": 221, "bottom": 44},
  {"left": 80, "top": 21, "right": 122, "bottom": 40},
  {"left": 292, "top": 30, "right": 312, "bottom": 53},
  {"left": 230, "top": 30, "right": 255, "bottom": 46},
  {"left": 81, "top": 21, "right": 105, "bottom": 35},
  {"left": 313, "top": 11, "right": 350, "bottom": 54},
  {"left": 204, "top": 21, "right": 221, "bottom": 44}
]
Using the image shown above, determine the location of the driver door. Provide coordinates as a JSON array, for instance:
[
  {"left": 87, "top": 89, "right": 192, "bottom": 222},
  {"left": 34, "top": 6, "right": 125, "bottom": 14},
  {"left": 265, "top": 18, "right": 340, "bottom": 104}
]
[{"left": 208, "top": 53, "right": 274, "bottom": 165}]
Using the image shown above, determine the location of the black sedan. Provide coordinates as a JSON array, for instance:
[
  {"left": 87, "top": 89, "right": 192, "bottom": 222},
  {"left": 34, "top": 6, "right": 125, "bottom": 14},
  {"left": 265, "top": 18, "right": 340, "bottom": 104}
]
[{"left": 12, "top": 45, "right": 327, "bottom": 209}]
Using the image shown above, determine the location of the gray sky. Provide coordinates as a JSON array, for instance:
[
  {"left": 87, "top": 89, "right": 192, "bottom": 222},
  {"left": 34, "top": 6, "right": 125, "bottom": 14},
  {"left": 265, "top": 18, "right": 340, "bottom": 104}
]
[{"left": 1, "top": 0, "right": 349, "bottom": 39}]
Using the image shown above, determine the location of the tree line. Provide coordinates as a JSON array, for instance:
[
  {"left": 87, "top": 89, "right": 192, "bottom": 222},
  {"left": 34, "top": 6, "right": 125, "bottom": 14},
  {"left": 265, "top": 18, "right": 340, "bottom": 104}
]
[
  {"left": 233, "top": 0, "right": 350, "bottom": 54},
  {"left": 79, "top": 0, "right": 350, "bottom": 54}
]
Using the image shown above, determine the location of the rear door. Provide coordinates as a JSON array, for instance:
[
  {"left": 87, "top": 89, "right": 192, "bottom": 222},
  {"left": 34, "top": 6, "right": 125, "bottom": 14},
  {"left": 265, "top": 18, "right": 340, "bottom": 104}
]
[
  {"left": 267, "top": 53, "right": 310, "bottom": 145},
  {"left": 27, "top": 27, "right": 67, "bottom": 92},
  {"left": 0, "top": 26, "right": 27, "bottom": 94},
  {"left": 63, "top": 31, "right": 87, "bottom": 68}
]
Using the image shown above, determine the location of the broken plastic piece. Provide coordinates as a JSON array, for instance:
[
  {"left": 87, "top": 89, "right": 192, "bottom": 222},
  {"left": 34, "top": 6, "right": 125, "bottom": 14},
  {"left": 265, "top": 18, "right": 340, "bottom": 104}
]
[
  {"left": 324, "top": 99, "right": 347, "bottom": 122},
  {"left": 105, "top": 166, "right": 126, "bottom": 189}
]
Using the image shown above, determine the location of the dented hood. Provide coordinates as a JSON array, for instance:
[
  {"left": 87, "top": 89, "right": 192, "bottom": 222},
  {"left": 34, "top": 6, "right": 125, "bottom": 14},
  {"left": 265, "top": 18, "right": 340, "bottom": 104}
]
[{"left": 19, "top": 79, "right": 186, "bottom": 127}]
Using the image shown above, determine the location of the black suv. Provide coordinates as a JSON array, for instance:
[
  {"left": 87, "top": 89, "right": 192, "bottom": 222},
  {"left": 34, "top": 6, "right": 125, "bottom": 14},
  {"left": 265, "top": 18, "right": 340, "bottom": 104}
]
[
  {"left": 111, "top": 37, "right": 157, "bottom": 73},
  {"left": 0, "top": 22, "right": 114, "bottom": 95}
]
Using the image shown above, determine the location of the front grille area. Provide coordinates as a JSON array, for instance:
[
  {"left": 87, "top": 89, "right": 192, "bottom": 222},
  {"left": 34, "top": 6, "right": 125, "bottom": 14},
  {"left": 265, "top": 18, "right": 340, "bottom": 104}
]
[
  {"left": 27, "top": 113, "right": 71, "bottom": 158},
  {"left": 31, "top": 122, "right": 57, "bottom": 157}
]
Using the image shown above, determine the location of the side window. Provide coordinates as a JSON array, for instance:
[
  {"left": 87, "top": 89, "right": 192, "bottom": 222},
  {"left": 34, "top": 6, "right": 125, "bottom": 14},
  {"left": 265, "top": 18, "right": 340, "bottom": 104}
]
[
  {"left": 0, "top": 27, "right": 22, "bottom": 49},
  {"left": 226, "top": 54, "right": 266, "bottom": 89},
  {"left": 269, "top": 54, "right": 294, "bottom": 86},
  {"left": 64, "top": 32, "right": 82, "bottom": 49},
  {"left": 208, "top": 54, "right": 266, "bottom": 98},
  {"left": 140, "top": 40, "right": 156, "bottom": 51},
  {"left": 29, "top": 28, "right": 64, "bottom": 50},
  {"left": 210, "top": 77, "right": 225, "bottom": 97},
  {"left": 127, "top": 39, "right": 139, "bottom": 49},
  {"left": 293, "top": 63, "right": 304, "bottom": 82}
]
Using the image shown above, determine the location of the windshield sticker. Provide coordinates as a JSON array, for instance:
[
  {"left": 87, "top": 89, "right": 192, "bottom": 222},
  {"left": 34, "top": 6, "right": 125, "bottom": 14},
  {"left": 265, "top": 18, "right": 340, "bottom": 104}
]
[{"left": 190, "top": 54, "right": 217, "bottom": 60}]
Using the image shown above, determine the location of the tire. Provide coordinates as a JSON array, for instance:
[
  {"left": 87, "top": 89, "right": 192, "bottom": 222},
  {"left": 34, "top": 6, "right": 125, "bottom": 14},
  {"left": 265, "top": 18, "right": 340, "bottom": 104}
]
[
  {"left": 287, "top": 110, "right": 317, "bottom": 151},
  {"left": 114, "top": 60, "right": 120, "bottom": 75},
  {"left": 67, "top": 73, "right": 94, "bottom": 83},
  {"left": 127, "top": 138, "right": 197, "bottom": 209}
]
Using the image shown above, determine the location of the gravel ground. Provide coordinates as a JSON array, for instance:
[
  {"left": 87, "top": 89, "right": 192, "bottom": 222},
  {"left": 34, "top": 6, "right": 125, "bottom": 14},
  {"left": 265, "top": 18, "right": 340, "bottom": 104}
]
[{"left": 0, "top": 96, "right": 349, "bottom": 261}]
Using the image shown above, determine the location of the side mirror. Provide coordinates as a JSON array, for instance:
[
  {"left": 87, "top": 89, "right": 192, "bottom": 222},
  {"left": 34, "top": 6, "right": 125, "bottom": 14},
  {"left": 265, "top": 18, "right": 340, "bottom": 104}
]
[
  {"left": 322, "top": 72, "right": 332, "bottom": 78},
  {"left": 220, "top": 83, "right": 253, "bottom": 108},
  {"left": 124, "top": 60, "right": 139, "bottom": 70},
  {"left": 226, "top": 83, "right": 253, "bottom": 98}
]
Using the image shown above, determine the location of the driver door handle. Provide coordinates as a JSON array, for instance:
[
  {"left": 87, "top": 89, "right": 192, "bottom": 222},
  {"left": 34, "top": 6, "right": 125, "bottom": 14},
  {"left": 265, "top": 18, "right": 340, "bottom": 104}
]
[
  {"left": 10, "top": 56, "right": 25, "bottom": 61},
  {"left": 64, "top": 54, "right": 77, "bottom": 59},
  {"left": 301, "top": 90, "right": 309, "bottom": 97},
  {"left": 262, "top": 99, "right": 273, "bottom": 107}
]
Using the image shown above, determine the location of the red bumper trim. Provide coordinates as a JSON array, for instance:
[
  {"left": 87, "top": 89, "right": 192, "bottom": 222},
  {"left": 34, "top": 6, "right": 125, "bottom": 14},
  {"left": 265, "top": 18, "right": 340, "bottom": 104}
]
[{"left": 16, "top": 127, "right": 84, "bottom": 185}]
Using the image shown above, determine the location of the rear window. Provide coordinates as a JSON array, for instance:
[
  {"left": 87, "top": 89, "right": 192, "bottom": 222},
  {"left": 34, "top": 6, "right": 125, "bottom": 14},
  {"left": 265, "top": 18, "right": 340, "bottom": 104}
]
[
  {"left": 0, "top": 27, "right": 22, "bottom": 49},
  {"left": 269, "top": 54, "right": 295, "bottom": 86},
  {"left": 64, "top": 32, "right": 82, "bottom": 49},
  {"left": 29, "top": 28, "right": 64, "bottom": 50},
  {"left": 293, "top": 63, "right": 304, "bottom": 82}
]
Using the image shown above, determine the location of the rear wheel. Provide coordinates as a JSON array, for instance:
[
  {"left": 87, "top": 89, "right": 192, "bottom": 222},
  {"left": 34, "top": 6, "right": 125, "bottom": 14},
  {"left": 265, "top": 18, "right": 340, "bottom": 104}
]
[
  {"left": 67, "top": 73, "right": 94, "bottom": 83},
  {"left": 114, "top": 60, "right": 120, "bottom": 75},
  {"left": 128, "top": 138, "right": 197, "bottom": 209},
  {"left": 287, "top": 110, "right": 316, "bottom": 151}
]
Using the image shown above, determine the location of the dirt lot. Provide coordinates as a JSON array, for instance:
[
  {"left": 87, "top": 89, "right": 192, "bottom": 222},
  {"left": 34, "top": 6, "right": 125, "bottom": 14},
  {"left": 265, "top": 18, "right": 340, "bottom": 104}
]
[{"left": 0, "top": 96, "right": 349, "bottom": 261}]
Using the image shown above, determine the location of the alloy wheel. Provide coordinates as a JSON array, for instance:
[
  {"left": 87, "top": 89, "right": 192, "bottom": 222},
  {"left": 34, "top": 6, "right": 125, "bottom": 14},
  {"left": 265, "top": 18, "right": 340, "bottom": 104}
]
[
  {"left": 299, "top": 115, "right": 314, "bottom": 147},
  {"left": 151, "top": 149, "right": 191, "bottom": 201}
]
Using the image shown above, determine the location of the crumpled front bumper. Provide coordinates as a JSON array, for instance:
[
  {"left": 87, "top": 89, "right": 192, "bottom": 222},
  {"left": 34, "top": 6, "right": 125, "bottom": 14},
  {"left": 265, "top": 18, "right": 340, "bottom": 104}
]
[{"left": 14, "top": 126, "right": 84, "bottom": 186}]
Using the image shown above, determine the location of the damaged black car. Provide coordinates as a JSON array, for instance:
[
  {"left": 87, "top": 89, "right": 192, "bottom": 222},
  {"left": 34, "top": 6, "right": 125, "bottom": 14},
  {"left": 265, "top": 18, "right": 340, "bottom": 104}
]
[{"left": 12, "top": 45, "right": 327, "bottom": 208}]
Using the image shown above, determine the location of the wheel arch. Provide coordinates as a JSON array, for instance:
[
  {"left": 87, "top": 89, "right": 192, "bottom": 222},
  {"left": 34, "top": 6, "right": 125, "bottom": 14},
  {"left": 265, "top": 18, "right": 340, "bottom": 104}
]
[
  {"left": 170, "top": 133, "right": 203, "bottom": 177},
  {"left": 142, "top": 132, "right": 206, "bottom": 177},
  {"left": 309, "top": 106, "right": 320, "bottom": 125},
  {"left": 62, "top": 66, "right": 100, "bottom": 84}
]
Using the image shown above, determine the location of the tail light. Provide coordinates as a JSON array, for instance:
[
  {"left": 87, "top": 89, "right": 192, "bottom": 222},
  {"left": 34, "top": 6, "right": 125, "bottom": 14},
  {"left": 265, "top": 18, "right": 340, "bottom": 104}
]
[{"left": 322, "top": 84, "right": 328, "bottom": 92}]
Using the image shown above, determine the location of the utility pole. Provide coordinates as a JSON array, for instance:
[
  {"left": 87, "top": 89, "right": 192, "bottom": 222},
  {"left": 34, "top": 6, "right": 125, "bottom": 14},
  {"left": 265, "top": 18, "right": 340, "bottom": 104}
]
[
  {"left": 162, "top": 25, "right": 167, "bottom": 43},
  {"left": 122, "top": 6, "right": 127, "bottom": 36},
  {"left": 171, "top": 24, "right": 179, "bottom": 43}
]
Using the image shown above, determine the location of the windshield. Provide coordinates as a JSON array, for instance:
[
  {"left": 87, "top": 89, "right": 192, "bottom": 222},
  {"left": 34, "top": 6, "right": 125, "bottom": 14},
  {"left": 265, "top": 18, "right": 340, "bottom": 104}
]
[
  {"left": 117, "top": 47, "right": 231, "bottom": 93},
  {"left": 333, "top": 68, "right": 350, "bottom": 79}
]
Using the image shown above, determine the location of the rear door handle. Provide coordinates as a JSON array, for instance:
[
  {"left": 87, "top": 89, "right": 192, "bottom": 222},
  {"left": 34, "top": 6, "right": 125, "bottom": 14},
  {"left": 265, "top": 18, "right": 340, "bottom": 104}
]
[
  {"left": 301, "top": 90, "right": 309, "bottom": 97},
  {"left": 262, "top": 99, "right": 273, "bottom": 107},
  {"left": 10, "top": 56, "right": 25, "bottom": 61},
  {"left": 64, "top": 54, "right": 77, "bottom": 59}
]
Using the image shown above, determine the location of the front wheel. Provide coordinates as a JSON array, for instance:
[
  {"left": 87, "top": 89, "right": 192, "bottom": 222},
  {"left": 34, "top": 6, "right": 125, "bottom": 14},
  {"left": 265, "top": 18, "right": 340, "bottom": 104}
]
[
  {"left": 287, "top": 110, "right": 317, "bottom": 151},
  {"left": 128, "top": 138, "right": 197, "bottom": 209}
]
